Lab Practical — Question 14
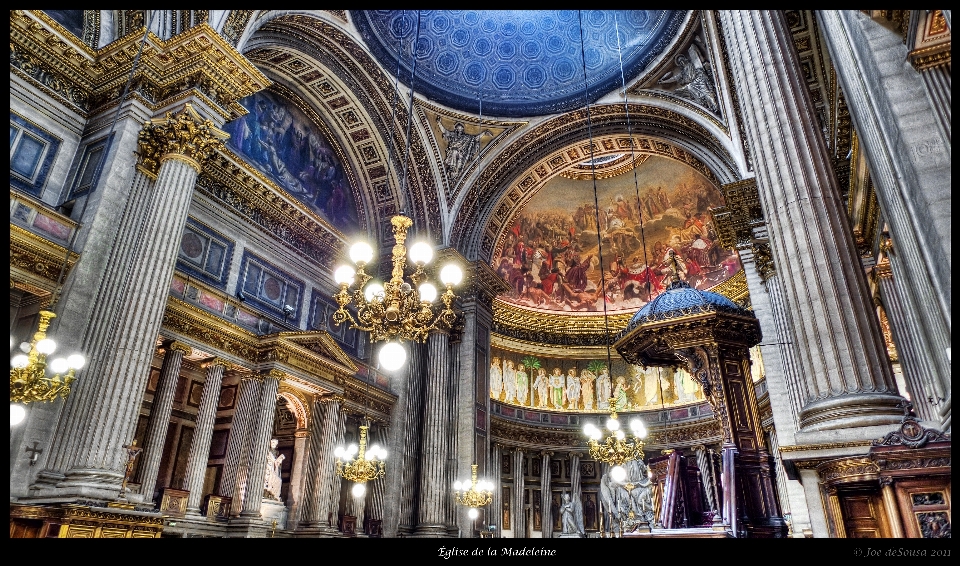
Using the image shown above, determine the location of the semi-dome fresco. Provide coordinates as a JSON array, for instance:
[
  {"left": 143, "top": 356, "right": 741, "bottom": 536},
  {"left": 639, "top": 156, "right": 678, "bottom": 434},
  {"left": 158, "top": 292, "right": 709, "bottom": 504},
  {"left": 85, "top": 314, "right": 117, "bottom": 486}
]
[
  {"left": 223, "top": 90, "right": 360, "bottom": 232},
  {"left": 493, "top": 156, "right": 741, "bottom": 315},
  {"left": 352, "top": 10, "right": 686, "bottom": 117}
]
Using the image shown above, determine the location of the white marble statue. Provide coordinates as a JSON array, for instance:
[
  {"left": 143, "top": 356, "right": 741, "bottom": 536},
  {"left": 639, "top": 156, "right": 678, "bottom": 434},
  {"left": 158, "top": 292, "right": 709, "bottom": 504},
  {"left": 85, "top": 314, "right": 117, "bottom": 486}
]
[
  {"left": 559, "top": 492, "right": 585, "bottom": 536},
  {"left": 264, "top": 438, "right": 285, "bottom": 501}
]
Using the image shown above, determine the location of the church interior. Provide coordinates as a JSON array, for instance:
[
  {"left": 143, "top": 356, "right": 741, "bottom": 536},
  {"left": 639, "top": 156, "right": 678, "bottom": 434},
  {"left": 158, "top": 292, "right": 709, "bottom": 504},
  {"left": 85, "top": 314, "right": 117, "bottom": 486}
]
[{"left": 9, "top": 10, "right": 951, "bottom": 539}]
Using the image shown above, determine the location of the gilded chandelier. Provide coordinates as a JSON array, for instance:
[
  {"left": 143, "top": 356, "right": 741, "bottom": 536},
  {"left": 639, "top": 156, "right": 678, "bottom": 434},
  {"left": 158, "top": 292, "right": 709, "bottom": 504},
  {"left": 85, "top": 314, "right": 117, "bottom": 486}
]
[
  {"left": 10, "top": 310, "right": 86, "bottom": 414},
  {"left": 332, "top": 214, "right": 462, "bottom": 370},
  {"left": 583, "top": 399, "right": 647, "bottom": 482},
  {"left": 334, "top": 424, "right": 387, "bottom": 498},
  {"left": 454, "top": 464, "right": 494, "bottom": 519}
]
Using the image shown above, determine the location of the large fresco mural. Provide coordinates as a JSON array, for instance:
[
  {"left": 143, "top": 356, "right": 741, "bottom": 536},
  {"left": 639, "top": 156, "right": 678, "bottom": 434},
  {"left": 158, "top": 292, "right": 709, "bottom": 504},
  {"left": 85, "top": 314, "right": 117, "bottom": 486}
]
[
  {"left": 489, "top": 346, "right": 765, "bottom": 413},
  {"left": 489, "top": 348, "right": 704, "bottom": 412},
  {"left": 223, "top": 90, "right": 360, "bottom": 232},
  {"left": 492, "top": 156, "right": 740, "bottom": 315}
]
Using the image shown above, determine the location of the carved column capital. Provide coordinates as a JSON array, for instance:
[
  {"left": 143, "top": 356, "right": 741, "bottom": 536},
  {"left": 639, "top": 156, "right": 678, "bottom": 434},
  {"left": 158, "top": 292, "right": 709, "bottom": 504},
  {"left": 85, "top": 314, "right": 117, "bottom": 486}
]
[
  {"left": 202, "top": 357, "right": 231, "bottom": 370},
  {"left": 167, "top": 341, "right": 193, "bottom": 356},
  {"left": 135, "top": 104, "right": 228, "bottom": 177},
  {"left": 264, "top": 368, "right": 286, "bottom": 382}
]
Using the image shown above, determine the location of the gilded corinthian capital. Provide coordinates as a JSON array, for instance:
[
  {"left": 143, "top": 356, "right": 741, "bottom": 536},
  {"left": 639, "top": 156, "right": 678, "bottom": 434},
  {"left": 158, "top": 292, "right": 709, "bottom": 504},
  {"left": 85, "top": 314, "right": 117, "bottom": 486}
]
[{"left": 136, "top": 103, "right": 229, "bottom": 177}]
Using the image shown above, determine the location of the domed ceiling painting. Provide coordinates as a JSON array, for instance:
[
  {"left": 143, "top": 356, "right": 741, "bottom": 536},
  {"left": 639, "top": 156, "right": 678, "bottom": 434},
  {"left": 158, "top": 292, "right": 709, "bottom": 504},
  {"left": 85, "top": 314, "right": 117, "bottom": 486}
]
[
  {"left": 492, "top": 155, "right": 741, "bottom": 316},
  {"left": 353, "top": 10, "right": 685, "bottom": 117}
]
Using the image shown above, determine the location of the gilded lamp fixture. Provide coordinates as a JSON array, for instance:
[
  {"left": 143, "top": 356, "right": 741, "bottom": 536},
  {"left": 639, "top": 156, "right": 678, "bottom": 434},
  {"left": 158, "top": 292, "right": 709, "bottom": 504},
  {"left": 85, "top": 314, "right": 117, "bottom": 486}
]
[
  {"left": 454, "top": 464, "right": 494, "bottom": 519},
  {"left": 10, "top": 309, "right": 86, "bottom": 423},
  {"left": 332, "top": 214, "right": 462, "bottom": 370},
  {"left": 334, "top": 424, "right": 387, "bottom": 498},
  {"left": 583, "top": 399, "right": 648, "bottom": 483}
]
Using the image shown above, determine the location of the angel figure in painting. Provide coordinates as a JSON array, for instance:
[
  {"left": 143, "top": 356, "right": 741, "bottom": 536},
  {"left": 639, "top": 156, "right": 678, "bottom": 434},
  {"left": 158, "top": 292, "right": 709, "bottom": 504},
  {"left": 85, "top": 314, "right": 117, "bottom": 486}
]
[
  {"left": 566, "top": 368, "right": 581, "bottom": 410},
  {"left": 533, "top": 368, "right": 550, "bottom": 408},
  {"left": 515, "top": 363, "right": 530, "bottom": 406},
  {"left": 549, "top": 367, "right": 567, "bottom": 410},
  {"left": 489, "top": 357, "right": 503, "bottom": 402},
  {"left": 580, "top": 369, "right": 596, "bottom": 411}
]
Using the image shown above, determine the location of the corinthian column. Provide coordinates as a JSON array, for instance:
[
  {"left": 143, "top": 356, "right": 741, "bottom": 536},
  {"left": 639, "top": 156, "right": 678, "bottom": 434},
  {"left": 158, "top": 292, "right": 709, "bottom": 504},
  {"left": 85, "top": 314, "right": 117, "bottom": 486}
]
[
  {"left": 540, "top": 451, "right": 553, "bottom": 538},
  {"left": 413, "top": 330, "right": 453, "bottom": 537},
  {"left": 512, "top": 449, "right": 525, "bottom": 538},
  {"left": 364, "top": 424, "right": 388, "bottom": 535},
  {"left": 718, "top": 11, "right": 904, "bottom": 434},
  {"left": 51, "top": 105, "right": 228, "bottom": 498},
  {"left": 316, "top": 396, "right": 345, "bottom": 532},
  {"left": 239, "top": 370, "right": 282, "bottom": 517},
  {"left": 182, "top": 358, "right": 228, "bottom": 514},
  {"left": 134, "top": 341, "right": 190, "bottom": 503},
  {"left": 219, "top": 372, "right": 261, "bottom": 515}
]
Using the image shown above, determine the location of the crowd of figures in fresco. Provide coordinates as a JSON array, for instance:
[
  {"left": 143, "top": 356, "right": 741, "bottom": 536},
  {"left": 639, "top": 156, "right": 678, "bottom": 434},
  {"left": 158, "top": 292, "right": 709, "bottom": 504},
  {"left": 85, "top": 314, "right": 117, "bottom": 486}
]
[
  {"left": 223, "top": 90, "right": 359, "bottom": 231},
  {"left": 493, "top": 160, "right": 741, "bottom": 314},
  {"left": 489, "top": 354, "right": 705, "bottom": 412}
]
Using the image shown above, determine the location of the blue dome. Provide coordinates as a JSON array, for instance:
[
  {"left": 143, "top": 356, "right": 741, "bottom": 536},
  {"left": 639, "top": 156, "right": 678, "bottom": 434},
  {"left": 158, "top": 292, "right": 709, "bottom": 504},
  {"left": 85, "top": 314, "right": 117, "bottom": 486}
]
[
  {"left": 352, "top": 10, "right": 686, "bottom": 118},
  {"left": 625, "top": 280, "right": 749, "bottom": 331}
]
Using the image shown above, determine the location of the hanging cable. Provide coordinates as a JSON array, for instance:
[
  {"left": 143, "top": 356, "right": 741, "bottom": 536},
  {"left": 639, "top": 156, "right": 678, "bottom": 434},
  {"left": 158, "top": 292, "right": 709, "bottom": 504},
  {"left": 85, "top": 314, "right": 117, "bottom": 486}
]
[
  {"left": 577, "top": 10, "right": 614, "bottom": 379},
  {"left": 383, "top": 11, "right": 407, "bottom": 220},
  {"left": 613, "top": 13, "right": 654, "bottom": 301},
  {"left": 399, "top": 10, "right": 422, "bottom": 225}
]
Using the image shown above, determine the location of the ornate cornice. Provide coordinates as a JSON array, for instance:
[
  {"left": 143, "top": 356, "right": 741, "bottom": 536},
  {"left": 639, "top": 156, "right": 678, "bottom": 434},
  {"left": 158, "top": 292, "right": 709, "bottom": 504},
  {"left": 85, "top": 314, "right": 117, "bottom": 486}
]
[
  {"left": 816, "top": 457, "right": 880, "bottom": 486},
  {"left": 11, "top": 11, "right": 270, "bottom": 118},
  {"left": 710, "top": 178, "right": 774, "bottom": 281},
  {"left": 9, "top": 224, "right": 80, "bottom": 302},
  {"left": 872, "top": 416, "right": 951, "bottom": 449},
  {"left": 492, "top": 299, "right": 633, "bottom": 347}
]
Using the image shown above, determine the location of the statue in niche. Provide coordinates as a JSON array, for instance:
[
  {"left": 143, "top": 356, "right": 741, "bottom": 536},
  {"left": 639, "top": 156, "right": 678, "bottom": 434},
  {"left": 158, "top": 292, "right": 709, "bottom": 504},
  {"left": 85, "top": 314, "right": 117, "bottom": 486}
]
[
  {"left": 560, "top": 492, "right": 585, "bottom": 536},
  {"left": 264, "top": 438, "right": 285, "bottom": 501},
  {"left": 490, "top": 356, "right": 503, "bottom": 401},
  {"left": 436, "top": 117, "right": 492, "bottom": 180},
  {"left": 566, "top": 368, "right": 581, "bottom": 410},
  {"left": 580, "top": 369, "right": 596, "bottom": 411},
  {"left": 533, "top": 368, "right": 550, "bottom": 408},
  {"left": 503, "top": 360, "right": 517, "bottom": 404},
  {"left": 549, "top": 367, "right": 567, "bottom": 410},
  {"left": 657, "top": 42, "right": 719, "bottom": 113},
  {"left": 516, "top": 363, "right": 529, "bottom": 406}
]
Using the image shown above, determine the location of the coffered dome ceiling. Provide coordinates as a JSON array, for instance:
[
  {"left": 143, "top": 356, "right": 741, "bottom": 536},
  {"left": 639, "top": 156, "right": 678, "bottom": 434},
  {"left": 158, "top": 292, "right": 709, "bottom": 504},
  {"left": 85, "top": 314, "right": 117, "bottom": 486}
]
[{"left": 352, "top": 10, "right": 686, "bottom": 117}]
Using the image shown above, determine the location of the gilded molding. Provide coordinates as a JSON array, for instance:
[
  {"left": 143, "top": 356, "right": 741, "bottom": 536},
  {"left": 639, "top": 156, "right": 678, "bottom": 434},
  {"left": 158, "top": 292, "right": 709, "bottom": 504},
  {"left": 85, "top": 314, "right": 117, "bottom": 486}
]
[
  {"left": 493, "top": 299, "right": 633, "bottom": 346},
  {"left": 11, "top": 11, "right": 270, "bottom": 118},
  {"left": 167, "top": 341, "right": 193, "bottom": 356},
  {"left": 816, "top": 457, "right": 879, "bottom": 486},
  {"left": 265, "top": 368, "right": 286, "bottom": 381},
  {"left": 778, "top": 440, "right": 874, "bottom": 453},
  {"left": 202, "top": 357, "right": 232, "bottom": 370},
  {"left": 710, "top": 178, "right": 774, "bottom": 280},
  {"left": 710, "top": 269, "right": 749, "bottom": 305},
  {"left": 10, "top": 224, "right": 80, "bottom": 296}
]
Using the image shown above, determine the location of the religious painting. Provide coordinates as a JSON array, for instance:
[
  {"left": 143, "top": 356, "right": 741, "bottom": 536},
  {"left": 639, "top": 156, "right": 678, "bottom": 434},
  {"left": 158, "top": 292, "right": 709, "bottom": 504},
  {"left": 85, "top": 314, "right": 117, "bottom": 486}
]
[
  {"left": 502, "top": 487, "right": 510, "bottom": 530},
  {"left": 583, "top": 491, "right": 599, "bottom": 531},
  {"left": 218, "top": 385, "right": 236, "bottom": 410},
  {"left": 489, "top": 347, "right": 703, "bottom": 412},
  {"left": 492, "top": 156, "right": 739, "bottom": 315},
  {"left": 188, "top": 382, "right": 204, "bottom": 408},
  {"left": 223, "top": 89, "right": 360, "bottom": 232},
  {"left": 532, "top": 490, "right": 542, "bottom": 531}
]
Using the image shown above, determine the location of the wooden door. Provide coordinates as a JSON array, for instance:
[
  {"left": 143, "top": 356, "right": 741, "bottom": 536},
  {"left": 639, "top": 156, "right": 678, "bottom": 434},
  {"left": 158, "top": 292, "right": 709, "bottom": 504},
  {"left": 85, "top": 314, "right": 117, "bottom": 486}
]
[{"left": 839, "top": 489, "right": 891, "bottom": 538}]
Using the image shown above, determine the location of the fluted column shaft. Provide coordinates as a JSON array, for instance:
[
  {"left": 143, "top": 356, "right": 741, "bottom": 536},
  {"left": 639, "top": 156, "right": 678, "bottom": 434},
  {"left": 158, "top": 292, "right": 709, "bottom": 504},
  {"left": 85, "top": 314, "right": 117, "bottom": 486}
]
[
  {"left": 239, "top": 372, "right": 281, "bottom": 517},
  {"left": 490, "top": 443, "right": 503, "bottom": 536},
  {"left": 414, "top": 330, "right": 453, "bottom": 537},
  {"left": 134, "top": 342, "right": 189, "bottom": 501},
  {"left": 298, "top": 397, "right": 326, "bottom": 526},
  {"left": 719, "top": 10, "right": 903, "bottom": 432},
  {"left": 540, "top": 452, "right": 552, "bottom": 538},
  {"left": 445, "top": 338, "right": 462, "bottom": 534},
  {"left": 875, "top": 265, "right": 942, "bottom": 422},
  {"left": 512, "top": 449, "right": 525, "bottom": 538},
  {"left": 219, "top": 373, "right": 261, "bottom": 514},
  {"left": 396, "top": 342, "right": 426, "bottom": 536},
  {"left": 365, "top": 425, "right": 387, "bottom": 534},
  {"left": 817, "top": 11, "right": 950, "bottom": 430},
  {"left": 183, "top": 359, "right": 226, "bottom": 513},
  {"left": 315, "top": 396, "right": 344, "bottom": 530},
  {"left": 37, "top": 167, "right": 157, "bottom": 485}
]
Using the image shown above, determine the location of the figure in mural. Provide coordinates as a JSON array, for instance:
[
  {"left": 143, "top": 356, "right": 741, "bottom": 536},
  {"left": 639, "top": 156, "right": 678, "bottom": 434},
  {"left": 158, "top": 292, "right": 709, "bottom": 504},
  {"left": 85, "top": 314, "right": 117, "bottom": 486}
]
[
  {"left": 503, "top": 360, "right": 517, "bottom": 405},
  {"left": 264, "top": 438, "right": 285, "bottom": 501},
  {"left": 596, "top": 368, "right": 612, "bottom": 411},
  {"left": 658, "top": 45, "right": 719, "bottom": 113},
  {"left": 549, "top": 368, "right": 567, "bottom": 410},
  {"left": 533, "top": 368, "right": 550, "bottom": 408},
  {"left": 566, "top": 368, "right": 581, "bottom": 410},
  {"left": 675, "top": 368, "right": 700, "bottom": 403},
  {"left": 613, "top": 375, "right": 630, "bottom": 411},
  {"left": 560, "top": 492, "right": 585, "bottom": 536},
  {"left": 515, "top": 363, "right": 529, "bottom": 406},
  {"left": 490, "top": 356, "right": 503, "bottom": 402},
  {"left": 580, "top": 369, "right": 596, "bottom": 411},
  {"left": 436, "top": 117, "right": 491, "bottom": 180}
]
